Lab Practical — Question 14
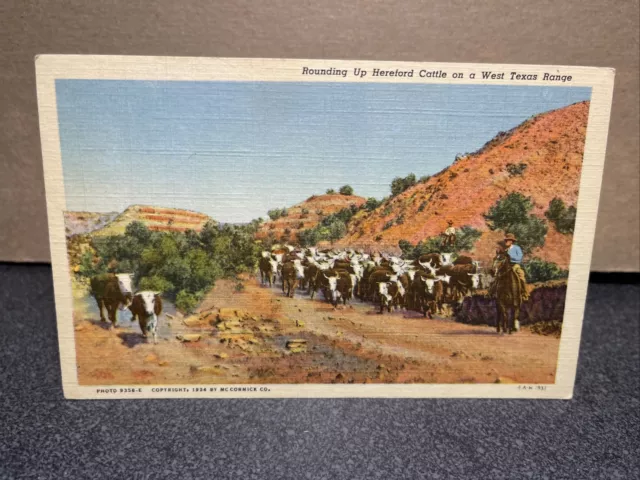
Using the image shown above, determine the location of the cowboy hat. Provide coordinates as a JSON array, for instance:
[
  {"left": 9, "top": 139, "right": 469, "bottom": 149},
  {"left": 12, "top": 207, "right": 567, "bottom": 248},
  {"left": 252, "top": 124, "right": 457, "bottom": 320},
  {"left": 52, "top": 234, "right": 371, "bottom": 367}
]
[
  {"left": 504, "top": 233, "right": 517, "bottom": 242},
  {"left": 447, "top": 220, "right": 454, "bottom": 225}
]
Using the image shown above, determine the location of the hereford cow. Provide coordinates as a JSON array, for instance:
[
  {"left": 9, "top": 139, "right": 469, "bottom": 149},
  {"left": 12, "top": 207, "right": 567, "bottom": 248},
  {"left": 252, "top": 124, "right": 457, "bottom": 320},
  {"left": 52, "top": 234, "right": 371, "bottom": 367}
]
[
  {"left": 281, "top": 261, "right": 304, "bottom": 298},
  {"left": 322, "top": 271, "right": 353, "bottom": 307},
  {"left": 377, "top": 278, "right": 405, "bottom": 313},
  {"left": 90, "top": 273, "right": 134, "bottom": 328},
  {"left": 410, "top": 274, "right": 443, "bottom": 318},
  {"left": 259, "top": 256, "right": 278, "bottom": 286},
  {"left": 129, "top": 291, "right": 163, "bottom": 343}
]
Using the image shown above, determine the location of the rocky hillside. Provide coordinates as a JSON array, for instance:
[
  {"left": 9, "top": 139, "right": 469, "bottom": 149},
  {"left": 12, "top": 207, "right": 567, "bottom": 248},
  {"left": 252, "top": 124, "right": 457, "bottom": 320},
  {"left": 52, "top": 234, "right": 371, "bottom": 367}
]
[
  {"left": 64, "top": 211, "right": 119, "bottom": 237},
  {"left": 334, "top": 101, "right": 589, "bottom": 268},
  {"left": 256, "top": 194, "right": 366, "bottom": 243},
  {"left": 66, "top": 205, "right": 214, "bottom": 237}
]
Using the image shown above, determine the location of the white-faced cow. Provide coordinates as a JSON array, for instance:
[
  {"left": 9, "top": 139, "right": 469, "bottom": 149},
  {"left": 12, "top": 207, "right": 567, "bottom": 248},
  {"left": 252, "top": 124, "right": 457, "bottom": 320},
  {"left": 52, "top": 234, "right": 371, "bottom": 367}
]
[
  {"left": 90, "top": 273, "right": 134, "bottom": 328},
  {"left": 129, "top": 291, "right": 163, "bottom": 344}
]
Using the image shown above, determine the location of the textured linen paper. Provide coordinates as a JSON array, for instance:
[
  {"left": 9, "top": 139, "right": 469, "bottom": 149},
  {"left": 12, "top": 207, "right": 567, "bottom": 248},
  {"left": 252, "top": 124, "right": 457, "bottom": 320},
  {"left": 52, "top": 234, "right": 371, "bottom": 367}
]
[{"left": 36, "top": 56, "right": 614, "bottom": 399}]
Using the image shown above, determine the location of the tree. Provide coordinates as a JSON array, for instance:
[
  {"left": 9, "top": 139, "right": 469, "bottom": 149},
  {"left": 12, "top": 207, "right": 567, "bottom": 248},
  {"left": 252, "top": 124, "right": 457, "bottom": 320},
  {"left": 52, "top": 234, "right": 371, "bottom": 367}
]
[
  {"left": 328, "top": 220, "right": 347, "bottom": 243},
  {"left": 484, "top": 192, "right": 548, "bottom": 255},
  {"left": 339, "top": 185, "right": 354, "bottom": 196},
  {"left": 390, "top": 173, "right": 417, "bottom": 197},
  {"left": 326, "top": 188, "right": 336, "bottom": 194},
  {"left": 391, "top": 177, "right": 406, "bottom": 197},
  {"left": 545, "top": 198, "right": 576, "bottom": 234},
  {"left": 125, "top": 221, "right": 152, "bottom": 244},
  {"left": 364, "top": 197, "right": 381, "bottom": 211}
]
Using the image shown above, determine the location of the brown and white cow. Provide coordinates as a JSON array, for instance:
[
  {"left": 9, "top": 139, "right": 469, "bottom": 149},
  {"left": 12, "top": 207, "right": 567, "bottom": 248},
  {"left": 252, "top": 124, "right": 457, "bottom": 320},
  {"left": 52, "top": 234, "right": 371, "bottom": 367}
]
[
  {"left": 90, "top": 273, "right": 134, "bottom": 328},
  {"left": 129, "top": 291, "right": 163, "bottom": 344}
]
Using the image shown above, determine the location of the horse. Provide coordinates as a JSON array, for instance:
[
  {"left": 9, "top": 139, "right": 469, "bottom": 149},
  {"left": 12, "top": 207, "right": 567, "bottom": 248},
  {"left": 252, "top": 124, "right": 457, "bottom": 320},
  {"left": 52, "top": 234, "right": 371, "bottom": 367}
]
[{"left": 491, "top": 252, "right": 524, "bottom": 334}]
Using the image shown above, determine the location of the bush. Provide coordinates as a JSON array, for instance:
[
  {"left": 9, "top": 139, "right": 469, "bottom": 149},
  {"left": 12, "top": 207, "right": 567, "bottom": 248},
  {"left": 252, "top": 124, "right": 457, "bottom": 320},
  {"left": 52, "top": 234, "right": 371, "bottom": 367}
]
[
  {"left": 524, "top": 257, "right": 568, "bottom": 283},
  {"left": 398, "top": 225, "right": 482, "bottom": 258},
  {"left": 326, "top": 188, "right": 336, "bottom": 194},
  {"left": 83, "top": 219, "right": 258, "bottom": 309},
  {"left": 175, "top": 290, "right": 202, "bottom": 314},
  {"left": 506, "top": 163, "right": 528, "bottom": 176},
  {"left": 484, "top": 192, "right": 548, "bottom": 255},
  {"left": 545, "top": 198, "right": 576, "bottom": 234},
  {"left": 419, "top": 175, "right": 431, "bottom": 184},
  {"left": 364, "top": 198, "right": 380, "bottom": 211},
  {"left": 138, "top": 275, "right": 174, "bottom": 293},
  {"left": 398, "top": 239, "right": 413, "bottom": 256},
  {"left": 449, "top": 172, "right": 458, "bottom": 180},
  {"left": 383, "top": 220, "right": 394, "bottom": 230},
  {"left": 301, "top": 208, "right": 309, "bottom": 215},
  {"left": 339, "top": 185, "right": 354, "bottom": 196},
  {"left": 390, "top": 173, "right": 416, "bottom": 197},
  {"left": 395, "top": 214, "right": 405, "bottom": 225},
  {"left": 418, "top": 201, "right": 427, "bottom": 212},
  {"left": 267, "top": 208, "right": 288, "bottom": 221}
]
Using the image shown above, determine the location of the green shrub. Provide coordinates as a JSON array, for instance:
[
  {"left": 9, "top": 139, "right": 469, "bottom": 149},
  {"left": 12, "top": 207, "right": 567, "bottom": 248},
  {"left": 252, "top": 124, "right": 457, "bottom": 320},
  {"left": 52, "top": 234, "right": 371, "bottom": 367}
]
[
  {"left": 390, "top": 173, "right": 416, "bottom": 197},
  {"left": 326, "top": 188, "right": 336, "bottom": 194},
  {"left": 138, "top": 275, "right": 174, "bottom": 293},
  {"left": 419, "top": 175, "right": 431, "bottom": 184},
  {"left": 524, "top": 257, "right": 568, "bottom": 283},
  {"left": 339, "top": 185, "right": 354, "bottom": 195},
  {"left": 267, "top": 208, "right": 288, "bottom": 221},
  {"left": 175, "top": 290, "right": 202, "bottom": 314},
  {"left": 545, "top": 198, "right": 576, "bottom": 234},
  {"left": 399, "top": 225, "right": 482, "bottom": 258},
  {"left": 364, "top": 198, "right": 380, "bottom": 211},
  {"left": 383, "top": 220, "right": 394, "bottom": 230},
  {"left": 484, "top": 192, "right": 548, "bottom": 255},
  {"left": 418, "top": 201, "right": 427, "bottom": 212}
]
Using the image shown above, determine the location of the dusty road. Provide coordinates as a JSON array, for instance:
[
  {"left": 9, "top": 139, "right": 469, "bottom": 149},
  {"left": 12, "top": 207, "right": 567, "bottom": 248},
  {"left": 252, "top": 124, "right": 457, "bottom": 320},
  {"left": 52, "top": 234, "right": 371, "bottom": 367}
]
[{"left": 74, "top": 275, "right": 559, "bottom": 385}]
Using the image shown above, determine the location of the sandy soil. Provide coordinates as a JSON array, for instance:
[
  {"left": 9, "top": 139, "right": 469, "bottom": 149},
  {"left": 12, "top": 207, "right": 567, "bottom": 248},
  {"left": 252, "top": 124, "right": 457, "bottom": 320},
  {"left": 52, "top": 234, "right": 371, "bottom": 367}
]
[{"left": 74, "top": 276, "right": 559, "bottom": 386}]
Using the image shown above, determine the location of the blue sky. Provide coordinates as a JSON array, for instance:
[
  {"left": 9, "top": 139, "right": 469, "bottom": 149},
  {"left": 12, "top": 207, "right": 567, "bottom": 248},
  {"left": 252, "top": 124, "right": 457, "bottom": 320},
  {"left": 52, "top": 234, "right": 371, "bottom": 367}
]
[{"left": 56, "top": 80, "right": 590, "bottom": 222}]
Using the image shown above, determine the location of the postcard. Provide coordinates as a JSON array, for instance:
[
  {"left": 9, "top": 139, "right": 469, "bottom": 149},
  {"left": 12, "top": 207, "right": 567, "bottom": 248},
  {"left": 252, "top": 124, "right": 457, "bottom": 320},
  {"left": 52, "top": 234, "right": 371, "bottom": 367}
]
[{"left": 36, "top": 56, "right": 614, "bottom": 398}]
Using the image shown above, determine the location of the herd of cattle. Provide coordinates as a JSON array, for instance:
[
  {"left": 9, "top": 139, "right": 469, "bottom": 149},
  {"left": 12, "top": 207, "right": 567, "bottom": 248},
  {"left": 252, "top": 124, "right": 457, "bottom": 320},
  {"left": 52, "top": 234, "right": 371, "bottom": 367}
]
[
  {"left": 86, "top": 246, "right": 487, "bottom": 344},
  {"left": 259, "top": 245, "right": 488, "bottom": 317}
]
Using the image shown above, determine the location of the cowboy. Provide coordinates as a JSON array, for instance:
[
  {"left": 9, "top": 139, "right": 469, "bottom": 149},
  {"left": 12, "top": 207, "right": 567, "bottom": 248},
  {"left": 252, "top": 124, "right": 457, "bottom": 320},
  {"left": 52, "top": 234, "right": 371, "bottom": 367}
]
[
  {"left": 442, "top": 220, "right": 456, "bottom": 247},
  {"left": 503, "top": 233, "right": 529, "bottom": 300}
]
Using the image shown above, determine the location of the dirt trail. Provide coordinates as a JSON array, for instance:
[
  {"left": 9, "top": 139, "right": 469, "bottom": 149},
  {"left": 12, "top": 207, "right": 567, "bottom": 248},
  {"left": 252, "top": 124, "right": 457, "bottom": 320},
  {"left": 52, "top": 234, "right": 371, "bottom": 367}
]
[{"left": 73, "top": 275, "right": 559, "bottom": 385}]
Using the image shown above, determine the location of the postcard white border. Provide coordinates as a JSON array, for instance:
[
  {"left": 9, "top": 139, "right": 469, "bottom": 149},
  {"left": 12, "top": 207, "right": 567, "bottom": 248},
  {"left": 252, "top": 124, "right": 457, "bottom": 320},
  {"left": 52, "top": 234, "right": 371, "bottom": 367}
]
[{"left": 35, "top": 55, "right": 614, "bottom": 399}]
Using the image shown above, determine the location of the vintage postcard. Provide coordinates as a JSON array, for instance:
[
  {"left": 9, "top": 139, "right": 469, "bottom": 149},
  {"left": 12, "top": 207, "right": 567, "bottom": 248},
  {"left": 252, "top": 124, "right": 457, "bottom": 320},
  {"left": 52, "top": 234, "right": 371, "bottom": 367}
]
[{"left": 36, "top": 56, "right": 614, "bottom": 399}]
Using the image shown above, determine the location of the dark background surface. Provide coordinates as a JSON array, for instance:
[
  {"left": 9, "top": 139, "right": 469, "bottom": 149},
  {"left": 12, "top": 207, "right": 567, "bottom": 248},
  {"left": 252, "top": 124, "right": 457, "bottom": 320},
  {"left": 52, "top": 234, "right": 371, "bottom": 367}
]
[
  {"left": 0, "top": 264, "right": 638, "bottom": 479},
  {"left": 0, "top": 0, "right": 638, "bottom": 270}
]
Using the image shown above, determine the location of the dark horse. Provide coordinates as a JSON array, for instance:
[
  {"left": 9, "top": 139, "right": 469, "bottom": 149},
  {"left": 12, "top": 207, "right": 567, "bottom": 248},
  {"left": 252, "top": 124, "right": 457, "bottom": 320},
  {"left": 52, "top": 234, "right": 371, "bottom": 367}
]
[{"left": 491, "top": 252, "right": 524, "bottom": 334}]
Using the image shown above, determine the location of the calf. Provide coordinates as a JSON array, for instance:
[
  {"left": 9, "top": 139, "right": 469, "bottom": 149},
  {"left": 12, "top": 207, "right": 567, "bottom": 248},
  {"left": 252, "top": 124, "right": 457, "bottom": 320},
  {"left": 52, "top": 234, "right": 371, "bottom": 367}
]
[
  {"left": 90, "top": 273, "right": 134, "bottom": 328},
  {"left": 129, "top": 291, "right": 163, "bottom": 343}
]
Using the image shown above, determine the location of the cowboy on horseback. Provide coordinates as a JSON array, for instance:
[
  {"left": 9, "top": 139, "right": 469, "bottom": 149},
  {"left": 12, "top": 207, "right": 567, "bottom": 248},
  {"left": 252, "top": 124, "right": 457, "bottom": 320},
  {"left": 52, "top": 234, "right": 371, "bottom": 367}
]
[
  {"left": 501, "top": 233, "right": 529, "bottom": 300},
  {"left": 442, "top": 220, "right": 456, "bottom": 248}
]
